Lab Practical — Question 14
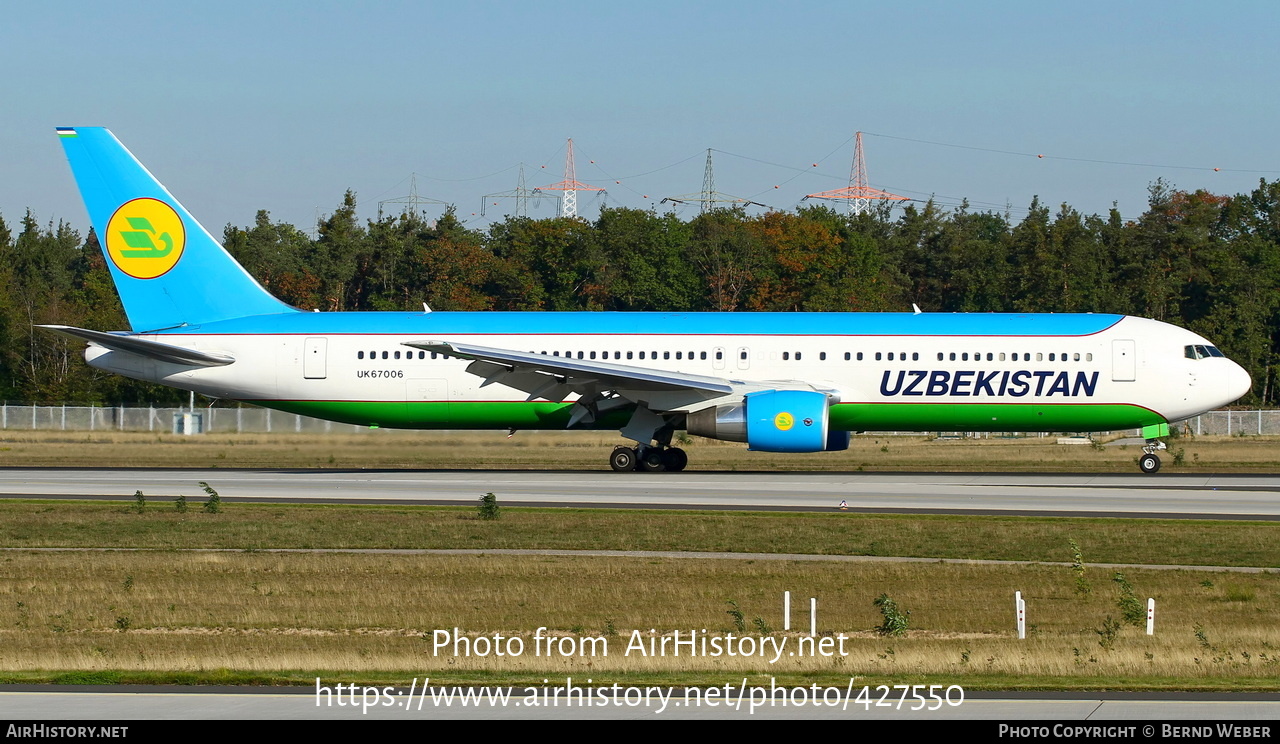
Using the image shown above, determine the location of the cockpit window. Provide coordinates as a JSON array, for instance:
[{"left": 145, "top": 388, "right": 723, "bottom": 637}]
[{"left": 1185, "top": 345, "right": 1226, "bottom": 360}]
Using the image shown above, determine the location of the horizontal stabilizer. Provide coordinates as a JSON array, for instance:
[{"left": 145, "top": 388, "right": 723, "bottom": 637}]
[{"left": 38, "top": 325, "right": 235, "bottom": 367}]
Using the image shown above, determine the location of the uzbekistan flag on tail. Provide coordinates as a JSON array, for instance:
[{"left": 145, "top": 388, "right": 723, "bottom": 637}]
[{"left": 56, "top": 127, "right": 77, "bottom": 138}]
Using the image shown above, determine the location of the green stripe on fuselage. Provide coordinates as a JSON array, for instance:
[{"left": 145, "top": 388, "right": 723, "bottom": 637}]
[
  {"left": 830, "top": 402, "right": 1164, "bottom": 432},
  {"left": 254, "top": 400, "right": 634, "bottom": 430},
  {"left": 248, "top": 400, "right": 1164, "bottom": 433}
]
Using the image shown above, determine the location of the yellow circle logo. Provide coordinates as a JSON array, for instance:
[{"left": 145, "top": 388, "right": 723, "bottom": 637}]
[
  {"left": 774, "top": 412, "right": 794, "bottom": 431},
  {"left": 105, "top": 198, "right": 185, "bottom": 279}
]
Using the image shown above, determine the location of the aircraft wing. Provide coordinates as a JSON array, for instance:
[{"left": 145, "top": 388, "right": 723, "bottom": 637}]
[
  {"left": 38, "top": 325, "right": 235, "bottom": 367},
  {"left": 404, "top": 340, "right": 739, "bottom": 403}
]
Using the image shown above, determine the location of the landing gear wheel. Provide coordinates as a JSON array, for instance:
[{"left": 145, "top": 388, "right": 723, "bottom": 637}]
[
  {"left": 661, "top": 447, "right": 688, "bottom": 472},
  {"left": 1138, "top": 453, "right": 1161, "bottom": 474},
  {"left": 638, "top": 448, "right": 667, "bottom": 472},
  {"left": 609, "top": 446, "right": 637, "bottom": 472}
]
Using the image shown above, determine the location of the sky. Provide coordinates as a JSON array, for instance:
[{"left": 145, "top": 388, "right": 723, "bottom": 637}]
[{"left": 3, "top": 0, "right": 1278, "bottom": 238}]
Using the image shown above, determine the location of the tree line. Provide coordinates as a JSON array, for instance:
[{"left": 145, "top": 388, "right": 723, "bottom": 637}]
[{"left": 2, "top": 177, "right": 1278, "bottom": 406}]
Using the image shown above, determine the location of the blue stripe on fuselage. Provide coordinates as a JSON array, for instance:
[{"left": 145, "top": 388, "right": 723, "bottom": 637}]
[{"left": 152, "top": 312, "right": 1125, "bottom": 338}]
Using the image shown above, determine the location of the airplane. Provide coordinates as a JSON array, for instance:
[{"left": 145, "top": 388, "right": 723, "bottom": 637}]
[{"left": 43, "top": 127, "right": 1252, "bottom": 474}]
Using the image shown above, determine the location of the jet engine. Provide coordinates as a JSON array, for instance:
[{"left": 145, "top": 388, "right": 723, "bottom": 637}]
[{"left": 686, "top": 390, "right": 848, "bottom": 452}]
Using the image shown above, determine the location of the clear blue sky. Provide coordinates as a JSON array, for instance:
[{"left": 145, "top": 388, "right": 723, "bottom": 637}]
[{"left": 4, "top": 0, "right": 1278, "bottom": 236}]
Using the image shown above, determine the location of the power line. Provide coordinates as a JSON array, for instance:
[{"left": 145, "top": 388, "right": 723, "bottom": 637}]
[{"left": 861, "top": 131, "right": 1280, "bottom": 174}]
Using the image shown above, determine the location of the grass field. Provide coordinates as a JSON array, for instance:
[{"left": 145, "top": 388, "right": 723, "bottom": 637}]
[
  {"left": 2, "top": 429, "right": 1280, "bottom": 471},
  {"left": 2, "top": 502, "right": 1278, "bottom": 568},
  {"left": 0, "top": 500, "right": 1277, "bottom": 689}
]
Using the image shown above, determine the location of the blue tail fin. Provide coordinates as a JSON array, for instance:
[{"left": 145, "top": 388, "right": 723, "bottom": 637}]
[{"left": 57, "top": 127, "right": 297, "bottom": 331}]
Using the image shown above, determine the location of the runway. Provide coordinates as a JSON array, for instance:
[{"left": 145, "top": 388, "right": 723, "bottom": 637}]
[{"left": 1, "top": 468, "right": 1278, "bottom": 519}]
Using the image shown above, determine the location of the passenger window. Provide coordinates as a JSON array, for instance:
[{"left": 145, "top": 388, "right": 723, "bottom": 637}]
[
  {"left": 820, "top": 352, "right": 827, "bottom": 361},
  {"left": 664, "top": 351, "right": 670, "bottom": 360},
  {"left": 875, "top": 352, "right": 882, "bottom": 361},
  {"left": 999, "top": 353, "right": 1006, "bottom": 361},
  {"left": 626, "top": 351, "right": 633, "bottom": 360},
  {"left": 912, "top": 352, "right": 919, "bottom": 361},
  {"left": 949, "top": 352, "right": 956, "bottom": 361},
  {"left": 986, "top": 353, "right": 993, "bottom": 361},
  {"left": 358, "top": 351, "right": 364, "bottom": 359},
  {"left": 1049, "top": 353, "right": 1055, "bottom": 361},
  {"left": 1036, "top": 353, "right": 1043, "bottom": 361},
  {"left": 418, "top": 351, "right": 425, "bottom": 359},
  {"left": 382, "top": 351, "right": 388, "bottom": 360},
  {"left": 1087, "top": 353, "right": 1093, "bottom": 361},
  {"left": 783, "top": 352, "right": 790, "bottom": 361},
  {"left": 962, "top": 353, "right": 968, "bottom": 361},
  {"left": 857, "top": 352, "right": 864, "bottom": 361},
  {"left": 590, "top": 351, "right": 596, "bottom": 359},
  {"left": 700, "top": 351, "right": 707, "bottom": 360},
  {"left": 796, "top": 352, "right": 802, "bottom": 361},
  {"left": 1073, "top": 353, "right": 1079, "bottom": 361},
  {"left": 844, "top": 352, "right": 851, "bottom": 361},
  {"left": 937, "top": 353, "right": 944, "bottom": 361}
]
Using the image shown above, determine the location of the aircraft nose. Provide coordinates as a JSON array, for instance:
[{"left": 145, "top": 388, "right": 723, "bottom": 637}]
[{"left": 1226, "top": 361, "right": 1252, "bottom": 403}]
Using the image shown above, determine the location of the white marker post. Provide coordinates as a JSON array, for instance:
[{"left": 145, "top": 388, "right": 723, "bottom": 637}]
[
  {"left": 810, "top": 597, "right": 817, "bottom": 637},
  {"left": 1147, "top": 598, "right": 1155, "bottom": 635},
  {"left": 784, "top": 591, "right": 791, "bottom": 631},
  {"left": 1015, "top": 591, "right": 1026, "bottom": 640}
]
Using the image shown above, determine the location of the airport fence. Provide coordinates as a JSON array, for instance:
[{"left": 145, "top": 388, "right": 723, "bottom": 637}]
[
  {"left": 0, "top": 403, "right": 366, "bottom": 435},
  {"left": 0, "top": 403, "right": 1276, "bottom": 438}
]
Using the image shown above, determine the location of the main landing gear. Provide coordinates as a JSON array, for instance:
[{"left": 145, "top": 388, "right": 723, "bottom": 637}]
[
  {"left": 609, "top": 445, "right": 688, "bottom": 472},
  {"left": 1138, "top": 439, "right": 1167, "bottom": 474}
]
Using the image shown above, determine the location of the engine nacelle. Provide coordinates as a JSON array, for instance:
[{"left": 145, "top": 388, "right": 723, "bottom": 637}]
[
  {"left": 744, "top": 389, "right": 829, "bottom": 452},
  {"left": 687, "top": 390, "right": 842, "bottom": 453}
]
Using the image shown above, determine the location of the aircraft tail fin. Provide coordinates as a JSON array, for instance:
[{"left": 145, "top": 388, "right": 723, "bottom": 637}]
[{"left": 56, "top": 127, "right": 297, "bottom": 331}]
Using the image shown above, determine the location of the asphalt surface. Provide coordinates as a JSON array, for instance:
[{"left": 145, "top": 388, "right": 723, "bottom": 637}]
[{"left": 1, "top": 468, "right": 1278, "bottom": 519}]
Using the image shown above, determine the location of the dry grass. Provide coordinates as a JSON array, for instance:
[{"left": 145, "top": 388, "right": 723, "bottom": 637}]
[
  {"left": 2, "top": 430, "right": 1279, "bottom": 471},
  {"left": 1, "top": 551, "right": 1277, "bottom": 685},
  {"left": 1, "top": 502, "right": 1278, "bottom": 567}
]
